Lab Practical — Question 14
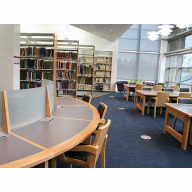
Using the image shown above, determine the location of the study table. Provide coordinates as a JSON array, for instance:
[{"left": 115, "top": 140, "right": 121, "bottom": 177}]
[
  {"left": 163, "top": 103, "right": 192, "bottom": 150},
  {"left": 0, "top": 97, "right": 100, "bottom": 168},
  {"left": 135, "top": 90, "right": 183, "bottom": 115}
]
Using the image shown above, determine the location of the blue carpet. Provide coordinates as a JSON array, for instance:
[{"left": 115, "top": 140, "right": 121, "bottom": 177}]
[{"left": 56, "top": 92, "right": 192, "bottom": 168}]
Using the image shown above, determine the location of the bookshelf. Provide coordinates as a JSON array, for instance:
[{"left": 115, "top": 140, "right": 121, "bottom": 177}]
[
  {"left": 56, "top": 40, "right": 79, "bottom": 98},
  {"left": 20, "top": 33, "right": 56, "bottom": 89},
  {"left": 93, "top": 51, "right": 113, "bottom": 92},
  {"left": 77, "top": 45, "right": 95, "bottom": 96}
]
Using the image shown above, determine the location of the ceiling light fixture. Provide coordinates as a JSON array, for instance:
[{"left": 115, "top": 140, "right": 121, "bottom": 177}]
[
  {"left": 147, "top": 31, "right": 159, "bottom": 41},
  {"left": 176, "top": 24, "right": 189, "bottom": 29},
  {"left": 158, "top": 24, "right": 174, "bottom": 36}
]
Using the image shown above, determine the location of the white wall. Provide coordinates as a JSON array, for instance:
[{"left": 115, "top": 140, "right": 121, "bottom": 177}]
[
  {"left": 0, "top": 24, "right": 20, "bottom": 91},
  {"left": 157, "top": 40, "right": 168, "bottom": 83},
  {"left": 20, "top": 24, "right": 118, "bottom": 91}
]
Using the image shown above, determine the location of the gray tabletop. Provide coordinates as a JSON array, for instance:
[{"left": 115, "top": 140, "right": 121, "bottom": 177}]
[
  {"left": 52, "top": 105, "right": 93, "bottom": 120},
  {"left": 0, "top": 134, "right": 43, "bottom": 165},
  {"left": 57, "top": 97, "right": 87, "bottom": 106},
  {"left": 12, "top": 118, "right": 91, "bottom": 148}
]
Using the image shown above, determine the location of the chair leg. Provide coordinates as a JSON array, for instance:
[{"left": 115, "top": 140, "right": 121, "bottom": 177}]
[
  {"left": 172, "top": 117, "right": 177, "bottom": 129},
  {"left": 147, "top": 100, "right": 150, "bottom": 114},
  {"left": 51, "top": 158, "right": 56, "bottom": 168},
  {"left": 160, "top": 106, "right": 162, "bottom": 114},
  {"left": 154, "top": 105, "right": 157, "bottom": 118},
  {"left": 100, "top": 138, "right": 107, "bottom": 168},
  {"left": 67, "top": 164, "right": 72, "bottom": 168},
  {"left": 89, "top": 161, "right": 96, "bottom": 168}
]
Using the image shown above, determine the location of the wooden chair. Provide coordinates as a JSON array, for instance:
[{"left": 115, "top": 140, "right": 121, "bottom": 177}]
[
  {"left": 157, "top": 83, "right": 165, "bottom": 87},
  {"left": 172, "top": 98, "right": 192, "bottom": 130},
  {"left": 179, "top": 92, "right": 191, "bottom": 98},
  {"left": 171, "top": 85, "right": 180, "bottom": 92},
  {"left": 143, "top": 87, "right": 152, "bottom": 91},
  {"left": 147, "top": 91, "right": 170, "bottom": 118},
  {"left": 82, "top": 94, "right": 92, "bottom": 104},
  {"left": 52, "top": 119, "right": 111, "bottom": 168},
  {"left": 134, "top": 84, "right": 145, "bottom": 102},
  {"left": 164, "top": 88, "right": 174, "bottom": 92},
  {"left": 180, "top": 88, "right": 189, "bottom": 92},
  {"left": 153, "top": 85, "right": 162, "bottom": 91}
]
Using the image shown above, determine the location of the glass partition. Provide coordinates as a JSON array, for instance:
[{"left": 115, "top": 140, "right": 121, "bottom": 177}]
[
  {"left": 48, "top": 84, "right": 54, "bottom": 112},
  {"left": 43, "top": 79, "right": 53, "bottom": 86},
  {"left": 0, "top": 91, "right": 3, "bottom": 132},
  {"left": 7, "top": 87, "right": 46, "bottom": 129}
]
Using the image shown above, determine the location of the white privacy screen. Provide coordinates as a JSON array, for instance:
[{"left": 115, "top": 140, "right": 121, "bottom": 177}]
[
  {"left": 0, "top": 91, "right": 3, "bottom": 132},
  {"left": 7, "top": 87, "right": 46, "bottom": 129}
]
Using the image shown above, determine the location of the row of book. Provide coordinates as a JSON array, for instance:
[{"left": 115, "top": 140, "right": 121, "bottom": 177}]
[
  {"left": 97, "top": 57, "right": 112, "bottom": 64},
  {"left": 57, "top": 61, "right": 75, "bottom": 70},
  {"left": 78, "top": 65, "right": 93, "bottom": 75},
  {"left": 78, "top": 76, "right": 92, "bottom": 85},
  {"left": 94, "top": 64, "right": 111, "bottom": 70},
  {"left": 20, "top": 47, "right": 54, "bottom": 57},
  {"left": 95, "top": 71, "right": 110, "bottom": 77},
  {"left": 56, "top": 82, "right": 75, "bottom": 89},
  {"left": 56, "top": 71, "right": 76, "bottom": 80},
  {"left": 57, "top": 91, "right": 75, "bottom": 97},
  {"left": 20, "top": 82, "right": 41, "bottom": 89},
  {"left": 57, "top": 52, "right": 77, "bottom": 59},
  {"left": 20, "top": 71, "right": 42, "bottom": 81},
  {"left": 20, "top": 59, "right": 53, "bottom": 69},
  {"left": 78, "top": 84, "right": 92, "bottom": 90},
  {"left": 95, "top": 77, "right": 107, "bottom": 83}
]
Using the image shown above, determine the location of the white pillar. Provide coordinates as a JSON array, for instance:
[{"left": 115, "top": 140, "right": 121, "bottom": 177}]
[
  {"left": 0, "top": 24, "right": 20, "bottom": 91},
  {"left": 157, "top": 40, "right": 168, "bottom": 83}
]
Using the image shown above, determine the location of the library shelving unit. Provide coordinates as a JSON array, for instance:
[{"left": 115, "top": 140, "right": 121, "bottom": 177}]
[
  {"left": 56, "top": 40, "right": 79, "bottom": 98},
  {"left": 20, "top": 33, "right": 56, "bottom": 89},
  {"left": 93, "top": 50, "right": 113, "bottom": 92},
  {"left": 77, "top": 45, "right": 95, "bottom": 96}
]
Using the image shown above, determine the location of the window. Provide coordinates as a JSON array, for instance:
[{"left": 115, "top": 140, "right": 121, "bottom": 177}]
[{"left": 117, "top": 24, "right": 160, "bottom": 82}]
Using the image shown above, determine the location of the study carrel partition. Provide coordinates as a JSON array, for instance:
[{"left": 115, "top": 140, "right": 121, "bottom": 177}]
[
  {"left": 0, "top": 91, "right": 3, "bottom": 132},
  {"left": 6, "top": 85, "right": 53, "bottom": 130}
]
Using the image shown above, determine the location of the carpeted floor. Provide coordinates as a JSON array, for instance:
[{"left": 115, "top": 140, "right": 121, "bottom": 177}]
[{"left": 56, "top": 92, "right": 192, "bottom": 168}]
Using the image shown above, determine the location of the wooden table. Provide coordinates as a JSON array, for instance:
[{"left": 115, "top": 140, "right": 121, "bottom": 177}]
[
  {"left": 163, "top": 103, "right": 192, "bottom": 150},
  {"left": 135, "top": 90, "right": 180, "bottom": 115},
  {"left": 0, "top": 97, "right": 100, "bottom": 168},
  {"left": 123, "top": 84, "right": 155, "bottom": 101}
]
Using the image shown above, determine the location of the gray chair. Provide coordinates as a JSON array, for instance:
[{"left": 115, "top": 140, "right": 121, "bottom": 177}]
[
  {"left": 164, "top": 88, "right": 174, "bottom": 92},
  {"left": 180, "top": 88, "right": 190, "bottom": 92},
  {"left": 143, "top": 87, "right": 152, "bottom": 91}
]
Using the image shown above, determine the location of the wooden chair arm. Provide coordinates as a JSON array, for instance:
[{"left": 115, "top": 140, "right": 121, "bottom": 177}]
[
  {"left": 166, "top": 98, "right": 170, "bottom": 103},
  {"left": 99, "top": 119, "right": 105, "bottom": 125},
  {"left": 69, "top": 145, "right": 99, "bottom": 154}
]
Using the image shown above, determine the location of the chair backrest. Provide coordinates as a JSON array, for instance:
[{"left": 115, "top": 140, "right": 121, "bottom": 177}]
[
  {"left": 157, "top": 83, "right": 165, "bottom": 87},
  {"left": 171, "top": 85, "right": 180, "bottom": 92},
  {"left": 156, "top": 91, "right": 170, "bottom": 106},
  {"left": 179, "top": 92, "right": 191, "bottom": 98},
  {"left": 92, "top": 119, "right": 111, "bottom": 161},
  {"left": 129, "top": 82, "right": 136, "bottom": 85},
  {"left": 177, "top": 98, "right": 192, "bottom": 104},
  {"left": 97, "top": 102, "right": 108, "bottom": 124},
  {"left": 164, "top": 88, "right": 174, "bottom": 92},
  {"left": 143, "top": 87, "right": 152, "bottom": 91},
  {"left": 136, "top": 84, "right": 145, "bottom": 91},
  {"left": 180, "top": 88, "right": 189, "bottom": 92},
  {"left": 153, "top": 85, "right": 162, "bottom": 91},
  {"left": 82, "top": 94, "right": 92, "bottom": 104}
]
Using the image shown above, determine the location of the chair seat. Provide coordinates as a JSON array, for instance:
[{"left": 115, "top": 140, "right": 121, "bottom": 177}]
[{"left": 65, "top": 151, "right": 89, "bottom": 161}]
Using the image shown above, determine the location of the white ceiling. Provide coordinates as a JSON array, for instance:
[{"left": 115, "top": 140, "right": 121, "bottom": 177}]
[{"left": 70, "top": 24, "right": 132, "bottom": 42}]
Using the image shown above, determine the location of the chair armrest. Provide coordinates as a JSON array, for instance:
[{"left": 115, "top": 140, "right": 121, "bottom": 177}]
[
  {"left": 99, "top": 119, "right": 105, "bottom": 125},
  {"left": 166, "top": 98, "right": 170, "bottom": 103},
  {"left": 69, "top": 145, "right": 99, "bottom": 154}
]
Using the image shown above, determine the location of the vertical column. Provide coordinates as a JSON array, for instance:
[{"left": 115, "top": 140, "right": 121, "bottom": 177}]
[{"left": 0, "top": 24, "right": 20, "bottom": 91}]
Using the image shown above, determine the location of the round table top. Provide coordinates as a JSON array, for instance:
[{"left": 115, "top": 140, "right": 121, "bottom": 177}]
[{"left": 0, "top": 97, "right": 100, "bottom": 168}]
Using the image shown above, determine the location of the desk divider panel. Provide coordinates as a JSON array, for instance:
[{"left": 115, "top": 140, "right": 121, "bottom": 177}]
[
  {"left": 43, "top": 79, "right": 53, "bottom": 86},
  {"left": 7, "top": 87, "right": 47, "bottom": 129},
  {"left": 0, "top": 91, "right": 2, "bottom": 132},
  {"left": 48, "top": 84, "right": 54, "bottom": 112}
]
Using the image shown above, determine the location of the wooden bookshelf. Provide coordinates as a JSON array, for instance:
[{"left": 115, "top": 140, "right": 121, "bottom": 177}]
[
  {"left": 56, "top": 40, "right": 79, "bottom": 98},
  {"left": 77, "top": 45, "right": 95, "bottom": 96},
  {"left": 20, "top": 33, "right": 56, "bottom": 89},
  {"left": 93, "top": 51, "right": 112, "bottom": 92}
]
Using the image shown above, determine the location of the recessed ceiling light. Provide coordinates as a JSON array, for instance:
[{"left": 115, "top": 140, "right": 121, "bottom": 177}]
[
  {"left": 110, "top": 30, "right": 112, "bottom": 31},
  {"left": 106, "top": 37, "right": 108, "bottom": 38}
]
